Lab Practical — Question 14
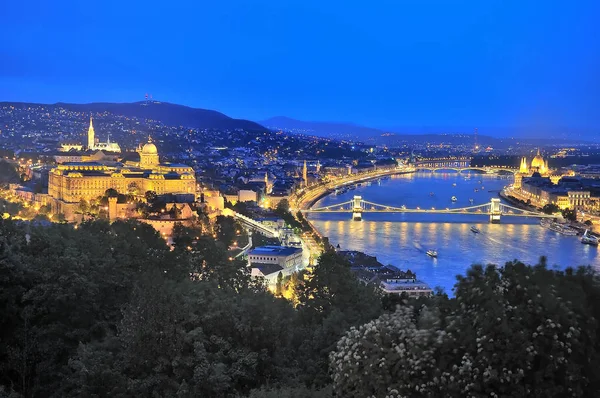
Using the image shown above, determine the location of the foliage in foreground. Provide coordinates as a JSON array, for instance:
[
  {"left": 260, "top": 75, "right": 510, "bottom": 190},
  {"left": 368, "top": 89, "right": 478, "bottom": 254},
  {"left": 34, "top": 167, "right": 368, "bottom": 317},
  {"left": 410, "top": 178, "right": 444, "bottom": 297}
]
[
  {"left": 0, "top": 219, "right": 376, "bottom": 397},
  {"left": 1, "top": 217, "right": 600, "bottom": 397},
  {"left": 331, "top": 259, "right": 600, "bottom": 397}
]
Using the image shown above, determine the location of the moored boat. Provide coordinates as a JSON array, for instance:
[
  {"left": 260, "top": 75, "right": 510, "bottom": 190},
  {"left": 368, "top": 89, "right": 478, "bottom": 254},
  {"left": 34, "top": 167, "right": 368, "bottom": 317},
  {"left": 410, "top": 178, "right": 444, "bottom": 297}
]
[
  {"left": 540, "top": 219, "right": 579, "bottom": 236},
  {"left": 581, "top": 230, "right": 599, "bottom": 246}
]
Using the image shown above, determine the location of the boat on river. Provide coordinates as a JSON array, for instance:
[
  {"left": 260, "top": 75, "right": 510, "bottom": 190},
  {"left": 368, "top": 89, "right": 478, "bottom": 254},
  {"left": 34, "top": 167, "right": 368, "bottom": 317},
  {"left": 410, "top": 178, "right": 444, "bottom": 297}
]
[
  {"left": 470, "top": 226, "right": 480, "bottom": 233},
  {"left": 540, "top": 219, "right": 579, "bottom": 236},
  {"left": 426, "top": 249, "right": 438, "bottom": 258},
  {"left": 582, "top": 230, "right": 599, "bottom": 246},
  {"left": 451, "top": 196, "right": 457, "bottom": 202}
]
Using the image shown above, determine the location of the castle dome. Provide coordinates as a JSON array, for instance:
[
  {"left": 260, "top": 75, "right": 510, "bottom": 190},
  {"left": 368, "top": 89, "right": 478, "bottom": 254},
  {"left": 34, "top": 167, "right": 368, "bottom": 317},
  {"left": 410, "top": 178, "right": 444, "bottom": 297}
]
[{"left": 142, "top": 142, "right": 158, "bottom": 154}]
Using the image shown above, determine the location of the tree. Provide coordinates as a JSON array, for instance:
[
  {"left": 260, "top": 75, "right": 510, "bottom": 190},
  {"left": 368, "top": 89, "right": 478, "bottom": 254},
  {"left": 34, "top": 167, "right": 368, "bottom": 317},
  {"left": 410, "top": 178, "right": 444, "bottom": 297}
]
[
  {"left": 562, "top": 208, "right": 577, "bottom": 222},
  {"left": 542, "top": 203, "right": 560, "bottom": 215},
  {"left": 144, "top": 190, "right": 157, "bottom": 204},
  {"left": 275, "top": 199, "right": 290, "bottom": 214},
  {"left": 105, "top": 188, "right": 119, "bottom": 198},
  {"left": 232, "top": 201, "right": 252, "bottom": 217},
  {"left": 77, "top": 198, "right": 89, "bottom": 214},
  {"left": 127, "top": 182, "right": 140, "bottom": 196},
  {"left": 275, "top": 271, "right": 284, "bottom": 296},
  {"left": 215, "top": 215, "right": 242, "bottom": 247},
  {"left": 39, "top": 204, "right": 51, "bottom": 215},
  {"left": 0, "top": 160, "right": 20, "bottom": 185},
  {"left": 330, "top": 260, "right": 600, "bottom": 397},
  {"left": 295, "top": 251, "right": 381, "bottom": 386}
]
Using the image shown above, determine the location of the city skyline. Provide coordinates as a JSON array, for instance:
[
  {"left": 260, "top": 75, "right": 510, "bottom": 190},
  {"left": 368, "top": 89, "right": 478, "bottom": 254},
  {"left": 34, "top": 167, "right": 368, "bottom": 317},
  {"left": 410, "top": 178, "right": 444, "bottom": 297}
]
[
  {"left": 3, "top": 2, "right": 600, "bottom": 396},
  {"left": 2, "top": 1, "right": 600, "bottom": 134}
]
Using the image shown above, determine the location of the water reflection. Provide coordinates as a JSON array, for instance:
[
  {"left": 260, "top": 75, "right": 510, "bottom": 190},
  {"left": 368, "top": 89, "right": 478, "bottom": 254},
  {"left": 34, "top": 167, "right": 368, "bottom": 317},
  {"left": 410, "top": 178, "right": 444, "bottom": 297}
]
[{"left": 309, "top": 173, "right": 600, "bottom": 293}]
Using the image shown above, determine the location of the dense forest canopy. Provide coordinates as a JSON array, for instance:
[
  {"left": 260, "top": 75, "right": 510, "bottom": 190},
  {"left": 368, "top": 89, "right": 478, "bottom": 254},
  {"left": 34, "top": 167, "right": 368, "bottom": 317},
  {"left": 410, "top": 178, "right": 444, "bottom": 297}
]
[{"left": 1, "top": 218, "right": 600, "bottom": 397}]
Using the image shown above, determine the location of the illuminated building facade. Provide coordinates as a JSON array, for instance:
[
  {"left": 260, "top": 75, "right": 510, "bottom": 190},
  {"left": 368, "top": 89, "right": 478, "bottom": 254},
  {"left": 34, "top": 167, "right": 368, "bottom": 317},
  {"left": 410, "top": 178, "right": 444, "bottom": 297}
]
[
  {"left": 87, "top": 116, "right": 121, "bottom": 152},
  {"left": 48, "top": 138, "right": 195, "bottom": 219},
  {"left": 514, "top": 149, "right": 553, "bottom": 189},
  {"left": 511, "top": 150, "right": 592, "bottom": 211},
  {"left": 60, "top": 116, "right": 121, "bottom": 153}
]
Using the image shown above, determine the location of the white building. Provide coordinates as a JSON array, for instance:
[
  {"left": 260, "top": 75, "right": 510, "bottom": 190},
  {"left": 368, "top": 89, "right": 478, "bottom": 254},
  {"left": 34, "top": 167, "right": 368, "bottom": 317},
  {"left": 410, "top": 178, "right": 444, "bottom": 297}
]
[
  {"left": 86, "top": 116, "right": 121, "bottom": 153},
  {"left": 248, "top": 245, "right": 303, "bottom": 270}
]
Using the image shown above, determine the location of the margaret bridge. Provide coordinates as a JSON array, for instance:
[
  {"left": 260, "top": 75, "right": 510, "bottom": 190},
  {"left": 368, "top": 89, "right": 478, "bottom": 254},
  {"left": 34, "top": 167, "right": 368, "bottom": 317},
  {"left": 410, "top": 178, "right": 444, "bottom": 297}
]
[
  {"left": 303, "top": 196, "right": 555, "bottom": 223},
  {"left": 412, "top": 160, "right": 518, "bottom": 174}
]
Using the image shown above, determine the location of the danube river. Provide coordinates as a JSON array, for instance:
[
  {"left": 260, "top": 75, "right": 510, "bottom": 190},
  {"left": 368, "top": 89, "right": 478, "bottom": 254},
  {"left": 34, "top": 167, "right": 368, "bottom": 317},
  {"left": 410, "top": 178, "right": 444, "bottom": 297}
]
[{"left": 308, "top": 172, "right": 600, "bottom": 294}]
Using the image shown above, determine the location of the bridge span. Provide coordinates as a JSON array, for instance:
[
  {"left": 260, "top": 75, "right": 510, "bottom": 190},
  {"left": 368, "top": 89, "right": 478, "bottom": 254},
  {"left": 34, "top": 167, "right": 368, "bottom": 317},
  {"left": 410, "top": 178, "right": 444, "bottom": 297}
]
[
  {"left": 414, "top": 166, "right": 517, "bottom": 174},
  {"left": 303, "top": 196, "right": 554, "bottom": 223},
  {"left": 412, "top": 161, "right": 517, "bottom": 174}
]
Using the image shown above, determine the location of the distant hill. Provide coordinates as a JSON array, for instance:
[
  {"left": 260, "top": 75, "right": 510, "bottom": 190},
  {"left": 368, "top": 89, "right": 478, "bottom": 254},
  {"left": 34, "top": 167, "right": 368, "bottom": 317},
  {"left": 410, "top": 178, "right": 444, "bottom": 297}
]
[
  {"left": 1, "top": 101, "right": 266, "bottom": 131},
  {"left": 260, "top": 116, "right": 385, "bottom": 139},
  {"left": 260, "top": 116, "right": 599, "bottom": 145}
]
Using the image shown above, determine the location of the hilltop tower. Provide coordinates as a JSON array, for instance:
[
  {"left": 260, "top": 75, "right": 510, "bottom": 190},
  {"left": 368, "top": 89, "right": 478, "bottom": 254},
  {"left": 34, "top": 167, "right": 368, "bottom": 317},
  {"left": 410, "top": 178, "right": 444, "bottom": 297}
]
[{"left": 87, "top": 116, "right": 95, "bottom": 150}]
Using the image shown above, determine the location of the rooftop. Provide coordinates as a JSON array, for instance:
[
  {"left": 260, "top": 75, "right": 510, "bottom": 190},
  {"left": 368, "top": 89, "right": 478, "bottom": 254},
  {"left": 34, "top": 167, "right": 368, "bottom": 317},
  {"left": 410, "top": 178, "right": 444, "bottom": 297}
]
[
  {"left": 250, "top": 263, "right": 284, "bottom": 276},
  {"left": 249, "top": 245, "right": 302, "bottom": 257},
  {"left": 380, "top": 280, "right": 432, "bottom": 292}
]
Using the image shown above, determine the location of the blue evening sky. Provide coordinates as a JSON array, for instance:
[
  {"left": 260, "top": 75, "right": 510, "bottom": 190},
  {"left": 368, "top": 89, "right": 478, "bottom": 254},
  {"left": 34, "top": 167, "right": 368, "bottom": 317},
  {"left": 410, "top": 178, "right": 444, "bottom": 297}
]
[{"left": 1, "top": 1, "right": 599, "bottom": 134}]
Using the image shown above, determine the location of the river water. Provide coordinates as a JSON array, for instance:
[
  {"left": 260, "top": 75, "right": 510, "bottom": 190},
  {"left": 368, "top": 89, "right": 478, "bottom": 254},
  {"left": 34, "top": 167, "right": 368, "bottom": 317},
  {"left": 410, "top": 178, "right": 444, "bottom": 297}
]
[{"left": 308, "top": 172, "right": 600, "bottom": 294}]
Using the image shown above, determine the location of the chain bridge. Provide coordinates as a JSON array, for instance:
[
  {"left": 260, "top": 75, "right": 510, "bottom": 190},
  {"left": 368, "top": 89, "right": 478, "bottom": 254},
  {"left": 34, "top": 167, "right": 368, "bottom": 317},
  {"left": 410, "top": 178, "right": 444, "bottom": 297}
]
[{"left": 302, "top": 196, "right": 554, "bottom": 223}]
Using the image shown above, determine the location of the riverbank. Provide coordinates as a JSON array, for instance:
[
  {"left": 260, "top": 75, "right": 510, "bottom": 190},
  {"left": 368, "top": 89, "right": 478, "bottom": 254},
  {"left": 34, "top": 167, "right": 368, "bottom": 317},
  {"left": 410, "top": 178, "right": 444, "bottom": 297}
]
[
  {"left": 500, "top": 190, "right": 598, "bottom": 237},
  {"left": 309, "top": 173, "right": 600, "bottom": 294},
  {"left": 296, "top": 168, "right": 415, "bottom": 210},
  {"left": 498, "top": 190, "right": 539, "bottom": 212}
]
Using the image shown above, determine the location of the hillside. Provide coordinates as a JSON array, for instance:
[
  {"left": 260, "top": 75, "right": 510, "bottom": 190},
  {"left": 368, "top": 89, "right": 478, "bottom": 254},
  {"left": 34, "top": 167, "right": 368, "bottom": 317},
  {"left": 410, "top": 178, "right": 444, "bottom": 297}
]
[
  {"left": 1, "top": 101, "right": 266, "bottom": 131},
  {"left": 260, "top": 116, "right": 385, "bottom": 139}
]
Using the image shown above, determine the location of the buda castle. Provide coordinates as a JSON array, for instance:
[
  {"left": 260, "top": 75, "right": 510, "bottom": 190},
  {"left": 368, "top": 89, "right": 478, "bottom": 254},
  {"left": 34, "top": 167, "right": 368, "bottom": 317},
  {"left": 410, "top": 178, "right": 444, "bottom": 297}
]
[{"left": 48, "top": 133, "right": 196, "bottom": 220}]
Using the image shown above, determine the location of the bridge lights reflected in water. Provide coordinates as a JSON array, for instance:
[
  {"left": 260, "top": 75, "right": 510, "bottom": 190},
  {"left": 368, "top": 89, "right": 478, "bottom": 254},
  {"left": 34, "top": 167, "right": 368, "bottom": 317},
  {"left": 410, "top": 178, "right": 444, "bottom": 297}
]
[{"left": 310, "top": 173, "right": 600, "bottom": 293}]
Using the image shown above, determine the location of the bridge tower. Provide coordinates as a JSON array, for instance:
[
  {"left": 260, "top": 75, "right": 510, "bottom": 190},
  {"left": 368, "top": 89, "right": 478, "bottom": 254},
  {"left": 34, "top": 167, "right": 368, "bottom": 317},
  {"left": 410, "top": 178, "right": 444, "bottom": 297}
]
[
  {"left": 489, "top": 198, "right": 501, "bottom": 223},
  {"left": 353, "top": 195, "right": 363, "bottom": 221}
]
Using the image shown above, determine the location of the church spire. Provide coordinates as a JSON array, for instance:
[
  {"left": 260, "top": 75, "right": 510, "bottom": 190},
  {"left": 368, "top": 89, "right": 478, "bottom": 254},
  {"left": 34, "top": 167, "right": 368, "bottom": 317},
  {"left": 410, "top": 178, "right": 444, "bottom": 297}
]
[
  {"left": 87, "top": 115, "right": 95, "bottom": 150},
  {"left": 264, "top": 172, "right": 270, "bottom": 194},
  {"left": 303, "top": 160, "right": 308, "bottom": 187},
  {"left": 519, "top": 157, "right": 528, "bottom": 173}
]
